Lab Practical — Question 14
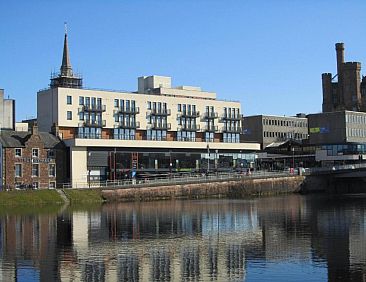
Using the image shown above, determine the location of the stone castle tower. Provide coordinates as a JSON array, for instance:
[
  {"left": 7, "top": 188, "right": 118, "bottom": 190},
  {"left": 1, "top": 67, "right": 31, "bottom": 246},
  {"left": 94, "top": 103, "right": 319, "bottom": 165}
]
[{"left": 322, "top": 43, "right": 366, "bottom": 112}]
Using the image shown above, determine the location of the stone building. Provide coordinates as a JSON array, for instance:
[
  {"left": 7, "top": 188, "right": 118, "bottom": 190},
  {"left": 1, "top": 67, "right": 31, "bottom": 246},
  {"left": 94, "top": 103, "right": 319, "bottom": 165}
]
[
  {"left": 0, "top": 126, "right": 67, "bottom": 190},
  {"left": 322, "top": 42, "right": 366, "bottom": 112}
]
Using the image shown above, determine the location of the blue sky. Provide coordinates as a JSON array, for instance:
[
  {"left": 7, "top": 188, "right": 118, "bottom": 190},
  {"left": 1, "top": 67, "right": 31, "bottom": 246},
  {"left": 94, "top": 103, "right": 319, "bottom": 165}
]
[{"left": 1, "top": 1, "right": 366, "bottom": 121}]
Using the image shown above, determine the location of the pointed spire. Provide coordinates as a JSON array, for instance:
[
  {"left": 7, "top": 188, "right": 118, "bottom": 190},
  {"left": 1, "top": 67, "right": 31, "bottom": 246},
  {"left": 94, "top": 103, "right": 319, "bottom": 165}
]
[{"left": 60, "top": 22, "right": 73, "bottom": 77}]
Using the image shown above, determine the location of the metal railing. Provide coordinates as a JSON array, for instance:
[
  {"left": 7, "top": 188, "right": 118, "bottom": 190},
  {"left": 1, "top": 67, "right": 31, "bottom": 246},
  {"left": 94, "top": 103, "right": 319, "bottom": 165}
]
[
  {"left": 114, "top": 107, "right": 140, "bottom": 114},
  {"left": 62, "top": 170, "right": 294, "bottom": 189},
  {"left": 148, "top": 109, "right": 171, "bottom": 116},
  {"left": 306, "top": 163, "right": 366, "bottom": 175},
  {"left": 114, "top": 121, "right": 140, "bottom": 129},
  {"left": 80, "top": 105, "right": 106, "bottom": 112},
  {"left": 177, "top": 111, "right": 200, "bottom": 118}
]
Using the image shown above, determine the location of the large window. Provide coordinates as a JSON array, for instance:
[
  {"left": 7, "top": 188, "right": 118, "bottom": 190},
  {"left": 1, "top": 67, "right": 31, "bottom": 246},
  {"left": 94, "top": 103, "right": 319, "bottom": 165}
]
[
  {"left": 49, "top": 164, "right": 56, "bottom": 177},
  {"left": 32, "top": 164, "right": 39, "bottom": 177},
  {"left": 67, "top": 95, "right": 72, "bottom": 105},
  {"left": 15, "top": 164, "right": 22, "bottom": 177},
  {"left": 67, "top": 111, "right": 72, "bottom": 120},
  {"left": 79, "top": 96, "right": 84, "bottom": 105}
]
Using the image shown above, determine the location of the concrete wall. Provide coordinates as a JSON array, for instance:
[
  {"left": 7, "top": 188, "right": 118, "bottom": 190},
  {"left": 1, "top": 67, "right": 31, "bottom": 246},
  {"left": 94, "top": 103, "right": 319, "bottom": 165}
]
[
  {"left": 37, "top": 88, "right": 58, "bottom": 132},
  {"left": 101, "top": 176, "right": 305, "bottom": 202}
]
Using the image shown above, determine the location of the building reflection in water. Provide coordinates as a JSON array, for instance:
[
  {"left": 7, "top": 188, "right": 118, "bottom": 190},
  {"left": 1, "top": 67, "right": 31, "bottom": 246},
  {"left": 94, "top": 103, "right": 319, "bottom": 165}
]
[{"left": 0, "top": 195, "right": 365, "bottom": 281}]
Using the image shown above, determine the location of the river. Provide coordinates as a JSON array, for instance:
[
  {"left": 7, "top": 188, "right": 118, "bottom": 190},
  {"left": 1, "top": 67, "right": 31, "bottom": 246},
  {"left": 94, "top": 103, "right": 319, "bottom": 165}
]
[{"left": 0, "top": 194, "right": 365, "bottom": 281}]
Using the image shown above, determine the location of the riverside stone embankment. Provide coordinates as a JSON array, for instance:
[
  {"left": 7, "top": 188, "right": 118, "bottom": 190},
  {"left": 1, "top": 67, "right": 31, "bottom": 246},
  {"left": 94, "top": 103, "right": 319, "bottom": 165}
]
[{"left": 101, "top": 176, "right": 305, "bottom": 202}]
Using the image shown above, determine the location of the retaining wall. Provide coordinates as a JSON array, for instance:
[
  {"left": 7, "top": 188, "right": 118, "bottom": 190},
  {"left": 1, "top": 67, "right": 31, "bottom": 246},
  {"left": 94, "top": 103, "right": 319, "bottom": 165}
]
[{"left": 101, "top": 176, "right": 305, "bottom": 202}]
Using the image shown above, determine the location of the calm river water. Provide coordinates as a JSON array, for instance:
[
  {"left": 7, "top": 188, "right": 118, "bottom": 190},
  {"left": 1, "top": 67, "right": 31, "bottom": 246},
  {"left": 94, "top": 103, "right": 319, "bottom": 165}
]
[{"left": 0, "top": 194, "right": 366, "bottom": 281}]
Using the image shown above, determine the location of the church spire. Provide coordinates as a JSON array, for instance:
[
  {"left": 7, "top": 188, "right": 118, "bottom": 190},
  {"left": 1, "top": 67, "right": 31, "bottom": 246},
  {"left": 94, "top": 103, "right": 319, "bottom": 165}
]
[
  {"left": 50, "top": 23, "right": 82, "bottom": 89},
  {"left": 60, "top": 22, "right": 73, "bottom": 77}
]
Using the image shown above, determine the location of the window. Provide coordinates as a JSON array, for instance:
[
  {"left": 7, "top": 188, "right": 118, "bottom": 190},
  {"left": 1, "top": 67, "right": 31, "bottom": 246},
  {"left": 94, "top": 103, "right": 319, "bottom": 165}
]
[
  {"left": 49, "top": 164, "right": 56, "bottom": 177},
  {"left": 15, "top": 164, "right": 22, "bottom": 177},
  {"left": 48, "top": 149, "right": 55, "bottom": 158},
  {"left": 15, "top": 148, "right": 22, "bottom": 157},
  {"left": 32, "top": 182, "right": 39, "bottom": 189},
  {"left": 32, "top": 148, "right": 39, "bottom": 157},
  {"left": 49, "top": 182, "right": 56, "bottom": 189},
  {"left": 114, "top": 99, "right": 119, "bottom": 108},
  {"left": 79, "top": 96, "right": 84, "bottom": 105},
  {"left": 67, "top": 95, "right": 72, "bottom": 105},
  {"left": 147, "top": 101, "right": 151, "bottom": 110},
  {"left": 79, "top": 111, "right": 84, "bottom": 121},
  {"left": 67, "top": 111, "right": 72, "bottom": 120},
  {"left": 32, "top": 164, "right": 39, "bottom": 177}
]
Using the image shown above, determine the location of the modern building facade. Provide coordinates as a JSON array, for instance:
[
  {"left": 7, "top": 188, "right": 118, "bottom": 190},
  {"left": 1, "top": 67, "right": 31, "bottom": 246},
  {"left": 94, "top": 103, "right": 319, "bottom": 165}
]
[
  {"left": 308, "top": 110, "right": 366, "bottom": 165},
  {"left": 0, "top": 89, "right": 15, "bottom": 130},
  {"left": 37, "top": 31, "right": 260, "bottom": 187},
  {"left": 242, "top": 114, "right": 308, "bottom": 149},
  {"left": 322, "top": 43, "right": 366, "bottom": 112},
  {"left": 0, "top": 126, "right": 67, "bottom": 190}
]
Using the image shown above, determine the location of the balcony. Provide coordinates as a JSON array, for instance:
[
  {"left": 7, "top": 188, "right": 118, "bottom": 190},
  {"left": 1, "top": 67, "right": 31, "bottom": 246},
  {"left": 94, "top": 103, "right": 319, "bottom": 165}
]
[
  {"left": 220, "top": 113, "right": 242, "bottom": 121},
  {"left": 147, "top": 122, "right": 171, "bottom": 130},
  {"left": 204, "top": 125, "right": 218, "bottom": 132},
  {"left": 177, "top": 111, "right": 200, "bottom": 118},
  {"left": 178, "top": 124, "right": 200, "bottom": 131},
  {"left": 114, "top": 107, "right": 140, "bottom": 114},
  {"left": 80, "top": 120, "right": 106, "bottom": 127},
  {"left": 202, "top": 112, "right": 218, "bottom": 120},
  {"left": 80, "top": 105, "right": 106, "bottom": 112},
  {"left": 114, "top": 121, "right": 140, "bottom": 129},
  {"left": 221, "top": 126, "right": 242, "bottom": 133},
  {"left": 147, "top": 109, "right": 171, "bottom": 116}
]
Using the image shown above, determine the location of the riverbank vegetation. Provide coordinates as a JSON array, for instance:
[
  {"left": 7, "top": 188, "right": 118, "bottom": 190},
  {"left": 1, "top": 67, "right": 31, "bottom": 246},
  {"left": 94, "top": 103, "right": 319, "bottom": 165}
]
[
  {"left": 62, "top": 189, "right": 105, "bottom": 204},
  {"left": 0, "top": 190, "right": 64, "bottom": 207}
]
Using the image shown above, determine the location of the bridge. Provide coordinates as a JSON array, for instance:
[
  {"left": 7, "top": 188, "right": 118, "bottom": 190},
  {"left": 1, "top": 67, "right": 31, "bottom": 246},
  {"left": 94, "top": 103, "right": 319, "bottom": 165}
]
[{"left": 306, "top": 163, "right": 366, "bottom": 178}]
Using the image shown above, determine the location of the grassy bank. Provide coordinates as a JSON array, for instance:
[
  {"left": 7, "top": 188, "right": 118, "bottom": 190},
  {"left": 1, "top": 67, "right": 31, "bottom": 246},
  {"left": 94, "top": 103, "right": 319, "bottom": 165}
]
[
  {"left": 0, "top": 190, "right": 64, "bottom": 207},
  {"left": 63, "top": 189, "right": 105, "bottom": 204}
]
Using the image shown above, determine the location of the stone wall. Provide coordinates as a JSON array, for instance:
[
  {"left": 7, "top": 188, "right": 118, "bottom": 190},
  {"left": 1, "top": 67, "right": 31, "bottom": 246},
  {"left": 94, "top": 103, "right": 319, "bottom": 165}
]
[{"left": 101, "top": 176, "right": 305, "bottom": 202}]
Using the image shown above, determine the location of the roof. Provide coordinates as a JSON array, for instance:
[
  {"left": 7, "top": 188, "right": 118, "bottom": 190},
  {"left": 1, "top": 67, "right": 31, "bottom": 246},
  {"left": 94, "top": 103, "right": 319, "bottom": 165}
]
[
  {"left": 265, "top": 139, "right": 303, "bottom": 149},
  {"left": 0, "top": 130, "right": 63, "bottom": 148}
]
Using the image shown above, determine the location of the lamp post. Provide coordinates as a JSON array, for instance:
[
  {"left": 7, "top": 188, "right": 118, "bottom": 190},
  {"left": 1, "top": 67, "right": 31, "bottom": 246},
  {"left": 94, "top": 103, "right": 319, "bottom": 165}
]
[
  {"left": 291, "top": 147, "right": 295, "bottom": 173},
  {"left": 207, "top": 144, "right": 210, "bottom": 174}
]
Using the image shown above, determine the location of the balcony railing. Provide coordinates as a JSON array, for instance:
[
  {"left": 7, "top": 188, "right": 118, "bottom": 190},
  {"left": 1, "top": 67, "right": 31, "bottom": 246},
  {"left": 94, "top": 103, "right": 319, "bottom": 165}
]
[
  {"left": 114, "top": 107, "right": 140, "bottom": 114},
  {"left": 202, "top": 112, "right": 218, "bottom": 120},
  {"left": 220, "top": 113, "right": 242, "bottom": 121},
  {"left": 114, "top": 121, "right": 140, "bottom": 129},
  {"left": 178, "top": 124, "right": 200, "bottom": 131},
  {"left": 147, "top": 122, "right": 171, "bottom": 130},
  {"left": 221, "top": 126, "right": 242, "bottom": 133},
  {"left": 80, "top": 105, "right": 106, "bottom": 112},
  {"left": 204, "top": 125, "right": 218, "bottom": 132},
  {"left": 148, "top": 109, "right": 171, "bottom": 116},
  {"left": 80, "top": 120, "right": 106, "bottom": 127},
  {"left": 177, "top": 111, "right": 200, "bottom": 118}
]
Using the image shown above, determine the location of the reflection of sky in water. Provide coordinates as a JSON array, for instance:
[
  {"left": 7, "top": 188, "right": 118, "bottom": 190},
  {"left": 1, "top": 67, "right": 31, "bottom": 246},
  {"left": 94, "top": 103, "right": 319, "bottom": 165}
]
[
  {"left": 245, "top": 261, "right": 327, "bottom": 282},
  {"left": 17, "top": 264, "right": 40, "bottom": 282}
]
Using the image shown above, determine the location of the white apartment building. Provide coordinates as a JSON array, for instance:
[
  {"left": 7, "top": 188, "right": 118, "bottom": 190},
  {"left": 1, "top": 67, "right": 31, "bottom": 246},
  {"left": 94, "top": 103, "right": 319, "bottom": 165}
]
[
  {"left": 37, "top": 31, "right": 260, "bottom": 187},
  {"left": 0, "top": 89, "right": 15, "bottom": 130}
]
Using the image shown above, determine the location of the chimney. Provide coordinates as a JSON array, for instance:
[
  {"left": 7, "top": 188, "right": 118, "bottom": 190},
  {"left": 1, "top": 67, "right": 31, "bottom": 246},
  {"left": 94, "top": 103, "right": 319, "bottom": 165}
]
[
  {"left": 31, "top": 124, "right": 39, "bottom": 136},
  {"left": 335, "top": 42, "right": 345, "bottom": 76},
  {"left": 51, "top": 123, "right": 60, "bottom": 137}
]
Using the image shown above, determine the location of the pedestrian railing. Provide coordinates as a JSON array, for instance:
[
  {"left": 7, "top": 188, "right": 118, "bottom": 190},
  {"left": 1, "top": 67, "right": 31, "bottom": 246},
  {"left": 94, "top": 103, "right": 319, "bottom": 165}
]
[{"left": 61, "top": 170, "right": 295, "bottom": 189}]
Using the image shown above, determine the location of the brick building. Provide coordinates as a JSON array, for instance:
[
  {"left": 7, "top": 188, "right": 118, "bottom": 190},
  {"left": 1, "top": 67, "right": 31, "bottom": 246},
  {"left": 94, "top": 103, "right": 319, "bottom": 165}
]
[
  {"left": 322, "top": 42, "right": 366, "bottom": 112},
  {"left": 0, "top": 126, "right": 67, "bottom": 190}
]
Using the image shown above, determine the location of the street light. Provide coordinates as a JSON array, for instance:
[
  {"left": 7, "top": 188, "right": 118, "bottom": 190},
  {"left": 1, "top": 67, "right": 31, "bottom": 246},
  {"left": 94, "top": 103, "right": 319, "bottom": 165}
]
[
  {"left": 291, "top": 147, "right": 295, "bottom": 173},
  {"left": 207, "top": 144, "right": 210, "bottom": 174}
]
